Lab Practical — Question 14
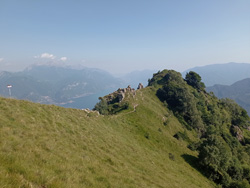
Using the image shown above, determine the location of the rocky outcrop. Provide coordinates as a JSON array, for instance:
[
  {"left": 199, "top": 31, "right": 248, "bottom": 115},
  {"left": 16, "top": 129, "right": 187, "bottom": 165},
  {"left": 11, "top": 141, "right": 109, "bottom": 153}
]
[
  {"left": 104, "top": 85, "right": 136, "bottom": 104},
  {"left": 137, "top": 83, "right": 144, "bottom": 90},
  {"left": 230, "top": 125, "right": 244, "bottom": 142}
]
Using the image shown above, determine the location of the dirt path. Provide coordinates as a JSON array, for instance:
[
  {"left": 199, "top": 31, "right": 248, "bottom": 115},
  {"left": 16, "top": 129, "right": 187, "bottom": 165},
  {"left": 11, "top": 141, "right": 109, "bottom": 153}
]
[{"left": 124, "top": 104, "right": 138, "bottom": 115}]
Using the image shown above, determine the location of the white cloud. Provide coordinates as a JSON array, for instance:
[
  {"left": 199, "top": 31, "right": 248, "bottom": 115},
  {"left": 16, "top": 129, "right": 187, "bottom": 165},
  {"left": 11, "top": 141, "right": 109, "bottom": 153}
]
[
  {"left": 0, "top": 58, "right": 3, "bottom": 62},
  {"left": 34, "top": 53, "right": 56, "bottom": 59},
  {"left": 60, "top": 57, "right": 67, "bottom": 61},
  {"left": 41, "top": 53, "right": 56, "bottom": 59}
]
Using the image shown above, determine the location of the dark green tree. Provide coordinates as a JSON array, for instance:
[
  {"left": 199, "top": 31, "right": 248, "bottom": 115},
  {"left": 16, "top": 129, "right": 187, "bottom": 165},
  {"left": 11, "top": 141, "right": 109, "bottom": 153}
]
[
  {"left": 185, "top": 71, "right": 205, "bottom": 90},
  {"left": 94, "top": 97, "right": 109, "bottom": 115},
  {"left": 198, "top": 135, "right": 232, "bottom": 183},
  {"left": 156, "top": 74, "right": 204, "bottom": 131}
]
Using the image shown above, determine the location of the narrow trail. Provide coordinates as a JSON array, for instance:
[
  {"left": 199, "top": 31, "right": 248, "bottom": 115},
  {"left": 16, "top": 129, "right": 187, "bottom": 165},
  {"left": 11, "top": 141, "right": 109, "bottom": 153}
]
[
  {"left": 108, "top": 103, "right": 138, "bottom": 119},
  {"left": 108, "top": 89, "right": 143, "bottom": 119},
  {"left": 122, "top": 90, "right": 142, "bottom": 115},
  {"left": 125, "top": 104, "right": 138, "bottom": 114},
  {"left": 120, "top": 104, "right": 139, "bottom": 116}
]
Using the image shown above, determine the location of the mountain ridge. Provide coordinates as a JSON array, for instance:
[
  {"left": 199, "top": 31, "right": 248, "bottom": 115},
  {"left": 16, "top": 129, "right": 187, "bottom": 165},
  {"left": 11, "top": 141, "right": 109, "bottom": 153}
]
[
  {"left": 0, "top": 65, "right": 122, "bottom": 108},
  {"left": 183, "top": 62, "right": 250, "bottom": 86},
  {"left": 0, "top": 65, "right": 157, "bottom": 109},
  {"left": 207, "top": 77, "right": 250, "bottom": 115}
]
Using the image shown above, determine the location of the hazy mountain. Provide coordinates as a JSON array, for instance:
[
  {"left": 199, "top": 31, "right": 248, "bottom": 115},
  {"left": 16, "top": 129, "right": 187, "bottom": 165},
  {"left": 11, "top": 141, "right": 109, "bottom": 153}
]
[
  {"left": 0, "top": 65, "right": 158, "bottom": 109},
  {"left": 207, "top": 78, "right": 250, "bottom": 115},
  {"left": 0, "top": 71, "right": 53, "bottom": 102},
  {"left": 183, "top": 62, "right": 250, "bottom": 86},
  {"left": 0, "top": 65, "right": 123, "bottom": 108}
]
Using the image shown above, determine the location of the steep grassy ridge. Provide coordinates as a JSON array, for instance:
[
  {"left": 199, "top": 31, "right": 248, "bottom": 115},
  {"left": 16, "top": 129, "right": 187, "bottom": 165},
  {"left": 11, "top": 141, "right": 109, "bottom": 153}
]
[{"left": 0, "top": 87, "right": 215, "bottom": 187}]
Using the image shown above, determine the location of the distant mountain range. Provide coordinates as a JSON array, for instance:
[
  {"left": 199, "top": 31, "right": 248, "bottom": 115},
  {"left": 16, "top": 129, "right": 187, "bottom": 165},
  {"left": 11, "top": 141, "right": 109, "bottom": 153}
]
[
  {"left": 183, "top": 62, "right": 250, "bottom": 87},
  {"left": 2, "top": 62, "right": 250, "bottom": 110},
  {"left": 0, "top": 65, "right": 154, "bottom": 109},
  {"left": 0, "top": 65, "right": 122, "bottom": 108},
  {"left": 207, "top": 78, "right": 250, "bottom": 115}
]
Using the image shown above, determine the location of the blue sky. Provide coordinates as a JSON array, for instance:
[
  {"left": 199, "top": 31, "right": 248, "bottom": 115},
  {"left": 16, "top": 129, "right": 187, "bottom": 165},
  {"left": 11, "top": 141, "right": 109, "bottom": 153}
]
[{"left": 0, "top": 0, "right": 249, "bottom": 74}]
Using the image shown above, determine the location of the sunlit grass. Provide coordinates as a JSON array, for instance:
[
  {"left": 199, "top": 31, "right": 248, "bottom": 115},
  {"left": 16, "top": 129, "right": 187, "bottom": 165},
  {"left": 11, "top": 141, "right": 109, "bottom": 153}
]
[{"left": 0, "top": 88, "right": 215, "bottom": 187}]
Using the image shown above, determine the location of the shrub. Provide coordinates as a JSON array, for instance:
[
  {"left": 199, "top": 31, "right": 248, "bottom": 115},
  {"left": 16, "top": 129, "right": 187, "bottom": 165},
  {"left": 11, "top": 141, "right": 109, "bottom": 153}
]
[
  {"left": 144, "top": 132, "right": 150, "bottom": 139},
  {"left": 198, "top": 135, "right": 232, "bottom": 179},
  {"left": 229, "top": 179, "right": 250, "bottom": 188},
  {"left": 185, "top": 71, "right": 205, "bottom": 91},
  {"left": 169, "top": 153, "right": 175, "bottom": 161},
  {"left": 173, "top": 131, "right": 190, "bottom": 142},
  {"left": 94, "top": 97, "right": 109, "bottom": 115}
]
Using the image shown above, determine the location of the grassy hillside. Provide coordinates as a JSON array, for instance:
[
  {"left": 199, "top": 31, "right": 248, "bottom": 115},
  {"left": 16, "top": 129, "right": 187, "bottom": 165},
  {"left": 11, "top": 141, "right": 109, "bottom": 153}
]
[{"left": 0, "top": 86, "right": 215, "bottom": 187}]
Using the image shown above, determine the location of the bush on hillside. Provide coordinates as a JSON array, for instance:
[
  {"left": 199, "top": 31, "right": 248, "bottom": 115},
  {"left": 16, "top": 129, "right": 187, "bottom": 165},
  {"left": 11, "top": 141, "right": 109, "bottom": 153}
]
[
  {"left": 185, "top": 71, "right": 205, "bottom": 91},
  {"left": 151, "top": 69, "right": 250, "bottom": 187},
  {"left": 156, "top": 70, "right": 204, "bottom": 132},
  {"left": 94, "top": 97, "right": 130, "bottom": 115},
  {"left": 94, "top": 97, "right": 109, "bottom": 115}
]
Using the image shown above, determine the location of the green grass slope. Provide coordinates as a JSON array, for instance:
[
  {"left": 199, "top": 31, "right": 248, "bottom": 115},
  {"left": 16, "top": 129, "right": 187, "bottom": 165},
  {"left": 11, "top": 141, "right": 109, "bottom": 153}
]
[{"left": 0, "top": 87, "right": 215, "bottom": 187}]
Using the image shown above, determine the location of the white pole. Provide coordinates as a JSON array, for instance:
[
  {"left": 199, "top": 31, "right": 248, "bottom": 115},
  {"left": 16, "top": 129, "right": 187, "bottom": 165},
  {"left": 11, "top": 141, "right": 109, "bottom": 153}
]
[
  {"left": 8, "top": 88, "right": 11, "bottom": 97},
  {"left": 7, "top": 85, "right": 12, "bottom": 98}
]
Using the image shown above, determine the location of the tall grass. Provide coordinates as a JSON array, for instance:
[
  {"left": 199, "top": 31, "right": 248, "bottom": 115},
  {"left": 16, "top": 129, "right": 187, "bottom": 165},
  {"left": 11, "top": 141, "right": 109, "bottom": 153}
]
[{"left": 0, "top": 89, "right": 215, "bottom": 187}]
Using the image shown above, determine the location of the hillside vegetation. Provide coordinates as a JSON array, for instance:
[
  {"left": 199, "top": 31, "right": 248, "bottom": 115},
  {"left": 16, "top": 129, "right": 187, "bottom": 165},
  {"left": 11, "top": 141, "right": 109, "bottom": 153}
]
[
  {"left": 148, "top": 70, "right": 250, "bottom": 187},
  {"left": 207, "top": 78, "right": 250, "bottom": 115},
  {"left": 1, "top": 69, "right": 250, "bottom": 187}
]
